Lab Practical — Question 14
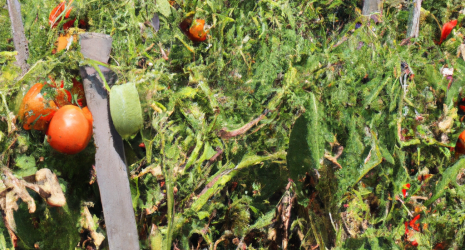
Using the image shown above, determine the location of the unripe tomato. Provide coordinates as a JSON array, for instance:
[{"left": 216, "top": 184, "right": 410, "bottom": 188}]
[
  {"left": 18, "top": 83, "right": 58, "bottom": 131},
  {"left": 47, "top": 105, "right": 93, "bottom": 154}
]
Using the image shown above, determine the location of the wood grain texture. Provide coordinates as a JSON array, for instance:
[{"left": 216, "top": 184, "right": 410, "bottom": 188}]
[
  {"left": 7, "top": 0, "right": 29, "bottom": 73},
  {"left": 79, "top": 33, "right": 140, "bottom": 250},
  {"left": 362, "top": 0, "right": 382, "bottom": 15},
  {"left": 407, "top": 0, "right": 422, "bottom": 38}
]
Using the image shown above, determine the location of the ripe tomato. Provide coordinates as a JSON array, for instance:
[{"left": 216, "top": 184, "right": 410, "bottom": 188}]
[
  {"left": 180, "top": 17, "right": 209, "bottom": 42},
  {"left": 81, "top": 106, "right": 93, "bottom": 137},
  {"left": 18, "top": 83, "right": 58, "bottom": 131},
  {"left": 47, "top": 105, "right": 93, "bottom": 154},
  {"left": 49, "top": 1, "right": 73, "bottom": 28},
  {"left": 456, "top": 129, "right": 465, "bottom": 155},
  {"left": 71, "top": 78, "right": 86, "bottom": 106},
  {"left": 46, "top": 76, "right": 72, "bottom": 107},
  {"left": 188, "top": 19, "right": 208, "bottom": 41}
]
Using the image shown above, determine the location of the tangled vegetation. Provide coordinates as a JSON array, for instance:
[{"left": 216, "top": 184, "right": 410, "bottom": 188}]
[{"left": 1, "top": 0, "right": 465, "bottom": 249}]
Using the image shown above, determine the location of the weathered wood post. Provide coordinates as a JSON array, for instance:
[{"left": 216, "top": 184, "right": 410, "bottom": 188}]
[
  {"left": 6, "top": 0, "right": 29, "bottom": 73},
  {"left": 362, "top": 0, "right": 382, "bottom": 16},
  {"left": 407, "top": 0, "right": 422, "bottom": 38},
  {"left": 79, "top": 33, "right": 140, "bottom": 250}
]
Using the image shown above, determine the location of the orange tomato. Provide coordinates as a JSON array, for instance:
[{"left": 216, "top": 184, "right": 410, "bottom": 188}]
[
  {"left": 180, "top": 17, "right": 209, "bottom": 42},
  {"left": 18, "top": 83, "right": 59, "bottom": 131},
  {"left": 47, "top": 105, "right": 93, "bottom": 154},
  {"left": 81, "top": 106, "right": 93, "bottom": 137},
  {"left": 188, "top": 19, "right": 208, "bottom": 41},
  {"left": 54, "top": 33, "right": 77, "bottom": 53},
  {"left": 49, "top": 1, "right": 73, "bottom": 28}
]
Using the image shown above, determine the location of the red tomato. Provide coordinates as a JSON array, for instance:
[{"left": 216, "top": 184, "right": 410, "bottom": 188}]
[
  {"left": 18, "top": 83, "right": 58, "bottom": 131},
  {"left": 47, "top": 105, "right": 93, "bottom": 154},
  {"left": 71, "top": 78, "right": 86, "bottom": 106},
  {"left": 54, "top": 87, "right": 72, "bottom": 108},
  {"left": 49, "top": 1, "right": 73, "bottom": 28},
  {"left": 46, "top": 76, "right": 72, "bottom": 107},
  {"left": 62, "top": 18, "right": 76, "bottom": 30},
  {"left": 439, "top": 20, "right": 457, "bottom": 45}
]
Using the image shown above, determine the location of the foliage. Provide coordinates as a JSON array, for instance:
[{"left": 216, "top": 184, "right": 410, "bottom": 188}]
[{"left": 1, "top": 0, "right": 465, "bottom": 249}]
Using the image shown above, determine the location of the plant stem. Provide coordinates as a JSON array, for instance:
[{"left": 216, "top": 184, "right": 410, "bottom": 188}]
[
  {"left": 0, "top": 92, "right": 13, "bottom": 134},
  {"left": 161, "top": 130, "right": 175, "bottom": 250}
]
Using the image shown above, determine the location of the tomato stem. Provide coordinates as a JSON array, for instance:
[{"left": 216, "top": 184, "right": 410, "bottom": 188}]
[{"left": 80, "top": 59, "right": 111, "bottom": 92}]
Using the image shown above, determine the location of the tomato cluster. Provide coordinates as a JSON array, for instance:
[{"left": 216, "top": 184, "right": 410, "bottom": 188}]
[
  {"left": 18, "top": 78, "right": 92, "bottom": 154},
  {"left": 49, "top": 1, "right": 87, "bottom": 54}
]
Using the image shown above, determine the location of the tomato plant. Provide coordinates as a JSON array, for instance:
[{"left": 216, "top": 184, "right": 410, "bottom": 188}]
[
  {"left": 47, "top": 105, "right": 93, "bottom": 154},
  {"left": 18, "top": 83, "right": 59, "bottom": 131}
]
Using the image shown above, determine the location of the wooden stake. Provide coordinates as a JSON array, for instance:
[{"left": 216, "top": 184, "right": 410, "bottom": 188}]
[{"left": 79, "top": 33, "right": 140, "bottom": 250}]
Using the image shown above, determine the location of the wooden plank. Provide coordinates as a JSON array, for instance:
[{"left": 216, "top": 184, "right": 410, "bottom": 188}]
[{"left": 79, "top": 33, "right": 140, "bottom": 250}]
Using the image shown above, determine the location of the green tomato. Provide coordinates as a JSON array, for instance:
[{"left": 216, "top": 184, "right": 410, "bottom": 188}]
[{"left": 110, "top": 82, "right": 143, "bottom": 140}]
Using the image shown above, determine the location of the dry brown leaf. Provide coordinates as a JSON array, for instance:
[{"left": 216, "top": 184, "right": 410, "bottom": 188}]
[
  {"left": 80, "top": 206, "right": 105, "bottom": 249},
  {"left": 0, "top": 167, "right": 67, "bottom": 247}
]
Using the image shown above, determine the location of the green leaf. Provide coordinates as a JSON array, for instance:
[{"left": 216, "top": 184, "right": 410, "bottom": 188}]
[
  {"left": 197, "top": 211, "right": 210, "bottom": 220},
  {"left": 150, "top": 227, "right": 163, "bottom": 250},
  {"left": 0, "top": 51, "right": 17, "bottom": 64},
  {"left": 249, "top": 210, "right": 275, "bottom": 231},
  {"left": 306, "top": 93, "right": 325, "bottom": 169},
  {"left": 353, "top": 130, "right": 383, "bottom": 186},
  {"left": 380, "top": 145, "right": 394, "bottom": 165},
  {"left": 177, "top": 87, "right": 198, "bottom": 99},
  {"left": 157, "top": 0, "right": 171, "bottom": 18},
  {"left": 364, "top": 77, "right": 391, "bottom": 108},
  {"left": 425, "top": 158, "right": 465, "bottom": 206},
  {"left": 287, "top": 114, "right": 313, "bottom": 180},
  {"left": 287, "top": 92, "right": 326, "bottom": 179},
  {"left": 14, "top": 155, "right": 37, "bottom": 177}
]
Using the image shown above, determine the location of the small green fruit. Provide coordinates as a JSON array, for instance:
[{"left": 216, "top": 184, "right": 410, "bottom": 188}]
[{"left": 110, "top": 82, "right": 143, "bottom": 140}]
